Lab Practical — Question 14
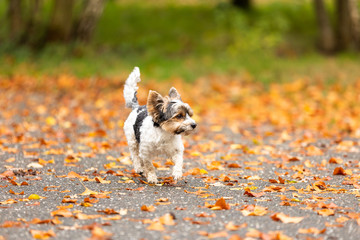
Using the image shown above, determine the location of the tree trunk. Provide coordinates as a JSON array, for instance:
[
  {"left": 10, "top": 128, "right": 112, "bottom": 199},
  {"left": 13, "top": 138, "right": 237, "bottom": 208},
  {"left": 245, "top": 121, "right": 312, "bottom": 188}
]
[
  {"left": 313, "top": 0, "right": 336, "bottom": 53},
  {"left": 7, "top": 0, "right": 23, "bottom": 42},
  {"left": 336, "top": 0, "right": 352, "bottom": 50},
  {"left": 76, "top": 0, "right": 105, "bottom": 42},
  {"left": 47, "top": 0, "right": 75, "bottom": 42},
  {"left": 348, "top": 0, "right": 360, "bottom": 50},
  {"left": 232, "top": 0, "right": 252, "bottom": 10},
  {"left": 21, "top": 0, "right": 43, "bottom": 46}
]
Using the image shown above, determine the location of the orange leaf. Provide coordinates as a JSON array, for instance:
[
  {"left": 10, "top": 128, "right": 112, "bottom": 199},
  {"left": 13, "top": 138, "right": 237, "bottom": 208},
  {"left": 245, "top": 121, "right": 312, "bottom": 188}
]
[
  {"left": 9, "top": 189, "right": 24, "bottom": 195},
  {"left": 67, "top": 171, "right": 83, "bottom": 179},
  {"left": 333, "top": 167, "right": 347, "bottom": 175},
  {"left": 298, "top": 228, "right": 326, "bottom": 234},
  {"left": 228, "top": 163, "right": 241, "bottom": 168},
  {"left": 50, "top": 209, "right": 72, "bottom": 218},
  {"left": 0, "top": 199, "right": 17, "bottom": 205},
  {"left": 147, "top": 222, "right": 165, "bottom": 231},
  {"left": 30, "top": 229, "right": 56, "bottom": 239},
  {"left": 95, "top": 177, "right": 111, "bottom": 184},
  {"left": 244, "top": 190, "right": 265, "bottom": 198},
  {"left": 329, "top": 157, "right": 343, "bottom": 164},
  {"left": 306, "top": 145, "right": 323, "bottom": 156},
  {"left": 208, "top": 231, "right": 228, "bottom": 239},
  {"left": 225, "top": 222, "right": 247, "bottom": 231},
  {"left": 90, "top": 226, "right": 112, "bottom": 239},
  {"left": 79, "top": 187, "right": 99, "bottom": 196},
  {"left": 141, "top": 205, "right": 155, "bottom": 212},
  {"left": 62, "top": 198, "right": 77, "bottom": 203},
  {"left": 241, "top": 205, "right": 268, "bottom": 216},
  {"left": 228, "top": 235, "right": 243, "bottom": 240},
  {"left": 97, "top": 208, "right": 119, "bottom": 215},
  {"left": 159, "top": 213, "right": 176, "bottom": 226},
  {"left": 271, "top": 212, "right": 304, "bottom": 223},
  {"left": 212, "top": 198, "right": 230, "bottom": 210},
  {"left": 317, "top": 209, "right": 335, "bottom": 216}
]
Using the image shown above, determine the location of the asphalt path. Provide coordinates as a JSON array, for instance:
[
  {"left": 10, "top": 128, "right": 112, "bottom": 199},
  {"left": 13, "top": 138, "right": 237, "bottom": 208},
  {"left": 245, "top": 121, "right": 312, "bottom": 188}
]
[
  {"left": 1, "top": 127, "right": 360, "bottom": 240},
  {"left": 0, "top": 89, "right": 360, "bottom": 240}
]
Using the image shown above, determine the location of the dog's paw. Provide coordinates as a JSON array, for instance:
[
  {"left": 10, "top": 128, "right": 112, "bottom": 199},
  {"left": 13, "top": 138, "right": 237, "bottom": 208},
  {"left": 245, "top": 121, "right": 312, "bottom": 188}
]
[
  {"left": 172, "top": 170, "right": 183, "bottom": 181},
  {"left": 134, "top": 166, "right": 144, "bottom": 174},
  {"left": 147, "top": 172, "right": 158, "bottom": 184}
]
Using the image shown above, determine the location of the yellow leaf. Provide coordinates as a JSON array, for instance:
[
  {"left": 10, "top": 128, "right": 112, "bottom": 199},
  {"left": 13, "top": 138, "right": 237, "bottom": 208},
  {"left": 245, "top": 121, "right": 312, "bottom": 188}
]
[
  {"left": 80, "top": 187, "right": 99, "bottom": 196},
  {"left": 45, "top": 116, "right": 56, "bottom": 126},
  {"left": 28, "top": 194, "right": 41, "bottom": 200}
]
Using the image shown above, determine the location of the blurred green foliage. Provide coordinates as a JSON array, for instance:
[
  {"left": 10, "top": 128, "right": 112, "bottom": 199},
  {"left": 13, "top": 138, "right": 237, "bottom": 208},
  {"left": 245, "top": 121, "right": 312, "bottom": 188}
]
[{"left": 0, "top": 1, "right": 359, "bottom": 83}]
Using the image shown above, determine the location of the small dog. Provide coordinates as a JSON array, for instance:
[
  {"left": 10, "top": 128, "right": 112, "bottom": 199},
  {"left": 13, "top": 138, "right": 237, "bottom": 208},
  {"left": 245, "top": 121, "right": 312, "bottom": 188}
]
[{"left": 123, "top": 67, "right": 197, "bottom": 183}]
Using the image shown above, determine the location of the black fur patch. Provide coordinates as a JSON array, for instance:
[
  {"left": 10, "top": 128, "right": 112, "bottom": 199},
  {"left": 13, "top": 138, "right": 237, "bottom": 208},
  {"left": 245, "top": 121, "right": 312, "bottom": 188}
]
[
  {"left": 133, "top": 106, "right": 148, "bottom": 143},
  {"left": 132, "top": 91, "right": 138, "bottom": 106}
]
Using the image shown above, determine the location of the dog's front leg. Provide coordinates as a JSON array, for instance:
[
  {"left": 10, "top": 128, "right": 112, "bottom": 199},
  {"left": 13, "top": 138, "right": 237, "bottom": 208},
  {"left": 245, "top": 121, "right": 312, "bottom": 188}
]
[{"left": 172, "top": 150, "right": 184, "bottom": 181}]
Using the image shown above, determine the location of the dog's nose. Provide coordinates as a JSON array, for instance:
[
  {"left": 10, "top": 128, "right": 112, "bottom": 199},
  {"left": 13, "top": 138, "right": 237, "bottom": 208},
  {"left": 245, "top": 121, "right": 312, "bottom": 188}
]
[{"left": 191, "top": 123, "right": 197, "bottom": 129}]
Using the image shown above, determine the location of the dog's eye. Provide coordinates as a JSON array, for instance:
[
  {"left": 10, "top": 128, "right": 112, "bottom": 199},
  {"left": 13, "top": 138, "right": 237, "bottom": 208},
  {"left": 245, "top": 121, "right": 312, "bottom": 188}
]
[{"left": 176, "top": 114, "right": 183, "bottom": 119}]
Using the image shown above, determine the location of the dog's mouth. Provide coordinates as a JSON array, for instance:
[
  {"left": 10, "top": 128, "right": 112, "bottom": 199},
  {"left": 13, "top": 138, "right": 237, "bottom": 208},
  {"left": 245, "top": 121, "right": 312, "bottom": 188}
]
[
  {"left": 175, "top": 127, "right": 196, "bottom": 135},
  {"left": 175, "top": 129, "right": 185, "bottom": 135}
]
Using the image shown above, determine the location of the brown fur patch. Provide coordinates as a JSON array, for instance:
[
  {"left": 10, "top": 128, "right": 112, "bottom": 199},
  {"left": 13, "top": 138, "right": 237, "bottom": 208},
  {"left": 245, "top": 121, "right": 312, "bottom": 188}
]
[{"left": 147, "top": 89, "right": 195, "bottom": 135}]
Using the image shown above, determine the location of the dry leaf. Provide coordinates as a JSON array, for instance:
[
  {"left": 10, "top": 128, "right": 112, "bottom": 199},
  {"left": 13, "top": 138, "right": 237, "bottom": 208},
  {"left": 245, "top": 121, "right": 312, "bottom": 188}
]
[
  {"left": 141, "top": 205, "right": 156, "bottom": 212},
  {"left": 147, "top": 222, "right": 165, "bottom": 231},
  {"left": 89, "top": 226, "right": 112, "bottom": 240},
  {"left": 80, "top": 187, "right": 99, "bottom": 196},
  {"left": 317, "top": 209, "right": 335, "bottom": 216},
  {"left": 159, "top": 213, "right": 176, "bottom": 226},
  {"left": 271, "top": 212, "right": 304, "bottom": 223},
  {"left": 50, "top": 209, "right": 72, "bottom": 218},
  {"left": 30, "top": 229, "right": 56, "bottom": 239},
  {"left": 225, "top": 222, "right": 247, "bottom": 231},
  {"left": 211, "top": 198, "right": 230, "bottom": 210}
]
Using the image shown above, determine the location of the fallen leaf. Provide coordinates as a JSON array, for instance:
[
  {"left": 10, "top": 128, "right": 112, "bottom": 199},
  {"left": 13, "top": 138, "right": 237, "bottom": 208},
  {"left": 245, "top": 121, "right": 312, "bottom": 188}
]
[
  {"left": 329, "top": 157, "right": 343, "bottom": 164},
  {"left": 28, "top": 194, "right": 45, "bottom": 200},
  {"left": 29, "top": 229, "right": 56, "bottom": 239},
  {"left": 228, "top": 163, "right": 241, "bottom": 168},
  {"left": 79, "top": 187, "right": 99, "bottom": 196},
  {"left": 225, "top": 222, "right": 247, "bottom": 231},
  {"left": 141, "top": 205, "right": 155, "bottom": 212},
  {"left": 298, "top": 228, "right": 326, "bottom": 234},
  {"left": 211, "top": 198, "right": 230, "bottom": 210},
  {"left": 147, "top": 222, "right": 165, "bottom": 231},
  {"left": 89, "top": 226, "right": 112, "bottom": 240},
  {"left": 208, "top": 231, "right": 228, "bottom": 239},
  {"left": 0, "top": 199, "right": 18, "bottom": 205},
  {"left": 9, "top": 189, "right": 24, "bottom": 195},
  {"left": 97, "top": 208, "right": 119, "bottom": 215},
  {"left": 159, "top": 213, "right": 176, "bottom": 225},
  {"left": 50, "top": 209, "right": 72, "bottom": 218},
  {"left": 240, "top": 205, "right": 268, "bottom": 216},
  {"left": 317, "top": 209, "right": 335, "bottom": 216},
  {"left": 244, "top": 188, "right": 265, "bottom": 198},
  {"left": 333, "top": 167, "right": 346, "bottom": 175},
  {"left": 271, "top": 212, "right": 304, "bottom": 223}
]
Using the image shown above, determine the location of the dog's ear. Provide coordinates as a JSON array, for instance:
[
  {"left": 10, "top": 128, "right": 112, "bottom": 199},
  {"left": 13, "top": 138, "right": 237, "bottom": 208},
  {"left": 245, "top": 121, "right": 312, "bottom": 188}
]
[
  {"left": 147, "top": 90, "right": 165, "bottom": 123},
  {"left": 168, "top": 87, "right": 181, "bottom": 100}
]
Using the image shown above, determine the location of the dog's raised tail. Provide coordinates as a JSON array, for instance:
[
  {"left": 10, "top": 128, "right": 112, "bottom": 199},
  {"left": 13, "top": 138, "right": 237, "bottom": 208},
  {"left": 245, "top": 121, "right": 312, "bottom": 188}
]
[{"left": 124, "top": 67, "right": 141, "bottom": 109}]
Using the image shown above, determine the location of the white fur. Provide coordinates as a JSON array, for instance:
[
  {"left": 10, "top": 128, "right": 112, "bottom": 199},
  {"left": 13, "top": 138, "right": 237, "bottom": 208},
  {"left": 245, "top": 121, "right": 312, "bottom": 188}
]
[{"left": 124, "top": 67, "right": 141, "bottom": 109}]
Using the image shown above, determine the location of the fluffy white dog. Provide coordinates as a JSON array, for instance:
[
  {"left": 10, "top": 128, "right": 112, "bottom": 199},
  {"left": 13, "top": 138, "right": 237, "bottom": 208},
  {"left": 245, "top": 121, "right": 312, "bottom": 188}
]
[{"left": 123, "top": 67, "right": 197, "bottom": 183}]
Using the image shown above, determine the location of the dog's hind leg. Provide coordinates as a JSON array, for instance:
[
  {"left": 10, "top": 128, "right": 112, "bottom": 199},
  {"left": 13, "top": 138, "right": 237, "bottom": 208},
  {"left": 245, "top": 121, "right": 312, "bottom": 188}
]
[{"left": 129, "top": 144, "right": 143, "bottom": 174}]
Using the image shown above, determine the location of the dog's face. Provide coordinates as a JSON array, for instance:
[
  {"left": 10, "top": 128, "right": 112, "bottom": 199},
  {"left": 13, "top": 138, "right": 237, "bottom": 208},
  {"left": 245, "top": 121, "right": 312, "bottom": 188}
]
[{"left": 147, "top": 87, "right": 196, "bottom": 135}]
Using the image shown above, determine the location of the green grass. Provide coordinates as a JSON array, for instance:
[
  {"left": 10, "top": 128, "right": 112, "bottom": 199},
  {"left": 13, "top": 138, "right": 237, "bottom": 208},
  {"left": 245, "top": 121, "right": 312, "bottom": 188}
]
[{"left": 0, "top": 1, "right": 359, "bottom": 84}]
